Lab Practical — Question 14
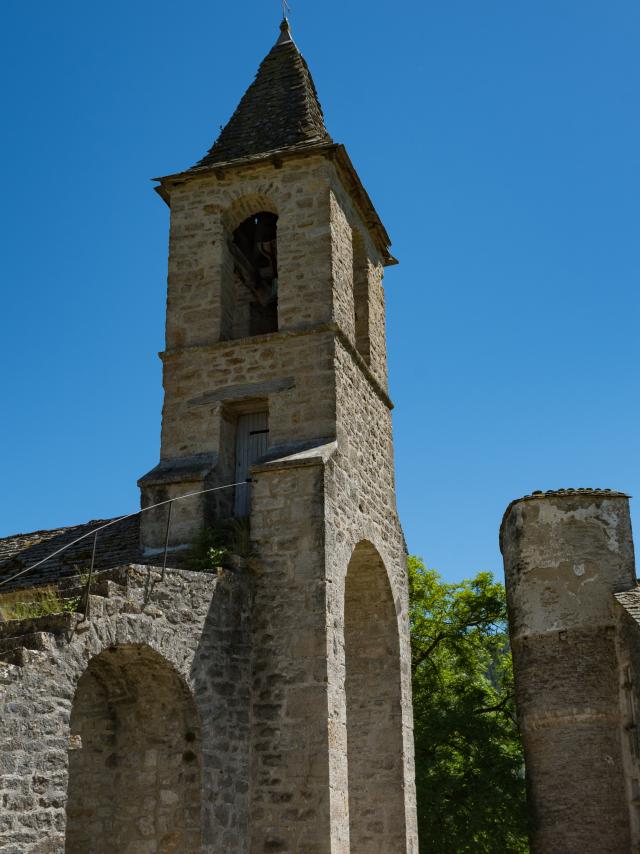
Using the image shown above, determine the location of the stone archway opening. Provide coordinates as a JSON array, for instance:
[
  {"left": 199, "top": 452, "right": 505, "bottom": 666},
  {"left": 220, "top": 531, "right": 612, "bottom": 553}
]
[
  {"left": 344, "top": 541, "right": 407, "bottom": 852},
  {"left": 65, "top": 644, "right": 202, "bottom": 854}
]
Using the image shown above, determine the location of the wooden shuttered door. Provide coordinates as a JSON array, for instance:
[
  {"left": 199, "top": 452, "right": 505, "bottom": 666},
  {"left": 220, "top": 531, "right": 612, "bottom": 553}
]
[{"left": 234, "top": 411, "right": 269, "bottom": 517}]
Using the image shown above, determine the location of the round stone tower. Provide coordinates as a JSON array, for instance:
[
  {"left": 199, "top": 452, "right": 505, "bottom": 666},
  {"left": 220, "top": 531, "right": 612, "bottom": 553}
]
[{"left": 501, "top": 488, "right": 636, "bottom": 854}]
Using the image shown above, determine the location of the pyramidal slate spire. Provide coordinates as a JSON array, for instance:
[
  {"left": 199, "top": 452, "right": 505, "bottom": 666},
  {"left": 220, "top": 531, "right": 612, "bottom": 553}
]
[{"left": 194, "top": 19, "right": 332, "bottom": 168}]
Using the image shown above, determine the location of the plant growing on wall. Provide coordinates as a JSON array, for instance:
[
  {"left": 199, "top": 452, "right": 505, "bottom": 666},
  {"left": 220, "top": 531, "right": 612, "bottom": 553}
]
[
  {"left": 409, "top": 557, "right": 528, "bottom": 853},
  {"left": 185, "top": 517, "right": 252, "bottom": 571},
  {"left": 0, "top": 585, "right": 81, "bottom": 621}
]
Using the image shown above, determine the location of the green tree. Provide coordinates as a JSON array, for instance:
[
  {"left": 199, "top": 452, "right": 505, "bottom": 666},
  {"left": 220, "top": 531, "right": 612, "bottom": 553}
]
[{"left": 409, "top": 557, "right": 528, "bottom": 853}]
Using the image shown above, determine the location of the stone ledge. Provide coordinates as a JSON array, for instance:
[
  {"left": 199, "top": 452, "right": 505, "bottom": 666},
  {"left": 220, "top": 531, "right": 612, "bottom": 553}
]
[
  {"left": 160, "top": 321, "right": 394, "bottom": 412},
  {"left": 138, "top": 453, "right": 218, "bottom": 487},
  {"left": 252, "top": 439, "right": 337, "bottom": 474},
  {"left": 160, "top": 321, "right": 335, "bottom": 360},
  {"left": 188, "top": 377, "right": 296, "bottom": 407}
]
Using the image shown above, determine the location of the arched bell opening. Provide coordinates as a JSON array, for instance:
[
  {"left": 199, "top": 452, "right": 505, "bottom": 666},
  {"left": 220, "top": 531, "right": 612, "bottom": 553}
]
[
  {"left": 223, "top": 210, "right": 279, "bottom": 339},
  {"left": 344, "top": 541, "right": 407, "bottom": 852},
  {"left": 65, "top": 644, "right": 202, "bottom": 854}
]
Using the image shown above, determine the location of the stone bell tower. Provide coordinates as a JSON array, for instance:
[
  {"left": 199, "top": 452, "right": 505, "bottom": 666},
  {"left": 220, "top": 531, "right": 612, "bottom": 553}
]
[{"left": 139, "top": 18, "right": 418, "bottom": 852}]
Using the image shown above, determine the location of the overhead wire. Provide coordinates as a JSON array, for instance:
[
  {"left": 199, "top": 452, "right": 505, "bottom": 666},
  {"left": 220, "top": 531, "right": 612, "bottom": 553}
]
[{"left": 0, "top": 479, "right": 251, "bottom": 589}]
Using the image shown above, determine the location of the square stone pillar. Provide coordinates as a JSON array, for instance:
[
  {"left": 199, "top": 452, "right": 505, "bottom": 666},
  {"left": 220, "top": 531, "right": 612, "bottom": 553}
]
[{"left": 249, "top": 452, "right": 348, "bottom": 854}]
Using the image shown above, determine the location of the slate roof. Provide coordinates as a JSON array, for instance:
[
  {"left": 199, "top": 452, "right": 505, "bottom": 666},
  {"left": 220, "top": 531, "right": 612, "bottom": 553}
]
[
  {"left": 516, "top": 488, "right": 629, "bottom": 500},
  {"left": 0, "top": 516, "right": 142, "bottom": 591},
  {"left": 194, "top": 19, "right": 332, "bottom": 169},
  {"left": 614, "top": 588, "right": 640, "bottom": 623}
]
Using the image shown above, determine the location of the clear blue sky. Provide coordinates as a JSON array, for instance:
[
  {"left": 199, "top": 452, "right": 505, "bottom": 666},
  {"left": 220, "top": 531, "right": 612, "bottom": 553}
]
[{"left": 1, "top": 1, "right": 638, "bottom": 582}]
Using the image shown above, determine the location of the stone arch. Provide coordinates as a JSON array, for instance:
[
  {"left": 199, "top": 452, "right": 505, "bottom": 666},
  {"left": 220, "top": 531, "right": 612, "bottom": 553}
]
[
  {"left": 222, "top": 192, "right": 279, "bottom": 233},
  {"left": 220, "top": 192, "right": 280, "bottom": 340},
  {"left": 344, "top": 540, "right": 407, "bottom": 852},
  {"left": 65, "top": 643, "right": 203, "bottom": 854}
]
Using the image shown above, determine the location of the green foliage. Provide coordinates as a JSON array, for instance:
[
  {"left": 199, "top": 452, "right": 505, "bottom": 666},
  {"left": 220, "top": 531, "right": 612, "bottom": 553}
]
[
  {"left": 185, "top": 526, "right": 229, "bottom": 571},
  {"left": 63, "top": 594, "right": 83, "bottom": 614},
  {"left": 409, "top": 557, "right": 528, "bottom": 853},
  {"left": 207, "top": 546, "right": 229, "bottom": 566},
  {"left": 224, "top": 516, "right": 252, "bottom": 558},
  {"left": 0, "top": 585, "right": 80, "bottom": 620},
  {"left": 185, "top": 518, "right": 252, "bottom": 571}
]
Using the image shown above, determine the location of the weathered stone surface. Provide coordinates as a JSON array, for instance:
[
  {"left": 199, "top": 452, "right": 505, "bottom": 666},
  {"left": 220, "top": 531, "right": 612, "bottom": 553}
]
[
  {"left": 501, "top": 490, "right": 640, "bottom": 853},
  {"left": 0, "top": 565, "right": 252, "bottom": 853}
]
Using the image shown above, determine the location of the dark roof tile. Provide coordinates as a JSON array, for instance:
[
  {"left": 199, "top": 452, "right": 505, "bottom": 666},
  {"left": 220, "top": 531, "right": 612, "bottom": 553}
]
[
  {"left": 194, "top": 19, "right": 332, "bottom": 169},
  {"left": 0, "top": 517, "right": 142, "bottom": 591}
]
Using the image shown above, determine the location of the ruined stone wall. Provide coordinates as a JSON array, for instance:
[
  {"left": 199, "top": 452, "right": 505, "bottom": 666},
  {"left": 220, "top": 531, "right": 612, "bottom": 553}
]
[
  {"left": 0, "top": 566, "right": 252, "bottom": 854},
  {"left": 66, "top": 645, "right": 203, "bottom": 854},
  {"left": 501, "top": 491, "right": 636, "bottom": 854}
]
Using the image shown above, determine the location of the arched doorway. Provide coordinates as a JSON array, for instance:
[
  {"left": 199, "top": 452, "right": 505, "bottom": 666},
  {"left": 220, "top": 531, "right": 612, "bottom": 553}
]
[
  {"left": 344, "top": 541, "right": 407, "bottom": 852},
  {"left": 65, "top": 644, "right": 202, "bottom": 854}
]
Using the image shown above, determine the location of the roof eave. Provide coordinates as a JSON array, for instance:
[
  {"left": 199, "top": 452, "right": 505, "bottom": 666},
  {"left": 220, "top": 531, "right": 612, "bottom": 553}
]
[
  {"left": 329, "top": 145, "right": 398, "bottom": 267},
  {"left": 152, "top": 142, "right": 397, "bottom": 266}
]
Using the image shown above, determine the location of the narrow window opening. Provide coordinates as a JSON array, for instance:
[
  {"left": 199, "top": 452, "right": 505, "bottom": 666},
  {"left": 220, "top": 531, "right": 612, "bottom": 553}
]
[
  {"left": 228, "top": 212, "right": 279, "bottom": 337},
  {"left": 352, "top": 230, "right": 370, "bottom": 364}
]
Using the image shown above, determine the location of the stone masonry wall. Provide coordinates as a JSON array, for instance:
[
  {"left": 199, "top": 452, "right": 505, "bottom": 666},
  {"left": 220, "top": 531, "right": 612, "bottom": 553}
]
[
  {"left": 325, "top": 334, "right": 418, "bottom": 854},
  {"left": 248, "top": 458, "right": 335, "bottom": 854},
  {"left": 343, "top": 541, "right": 406, "bottom": 853},
  {"left": 501, "top": 491, "right": 636, "bottom": 854},
  {"left": 142, "top": 152, "right": 393, "bottom": 552},
  {"left": 0, "top": 565, "right": 252, "bottom": 854},
  {"left": 133, "top": 141, "right": 416, "bottom": 852},
  {"left": 158, "top": 154, "right": 388, "bottom": 468},
  {"left": 205, "top": 153, "right": 417, "bottom": 852},
  {"left": 159, "top": 327, "right": 337, "bottom": 461},
  {"left": 163, "top": 156, "right": 333, "bottom": 354},
  {"left": 326, "top": 165, "right": 388, "bottom": 392},
  {"left": 330, "top": 191, "right": 356, "bottom": 349},
  {"left": 65, "top": 644, "right": 203, "bottom": 854}
]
